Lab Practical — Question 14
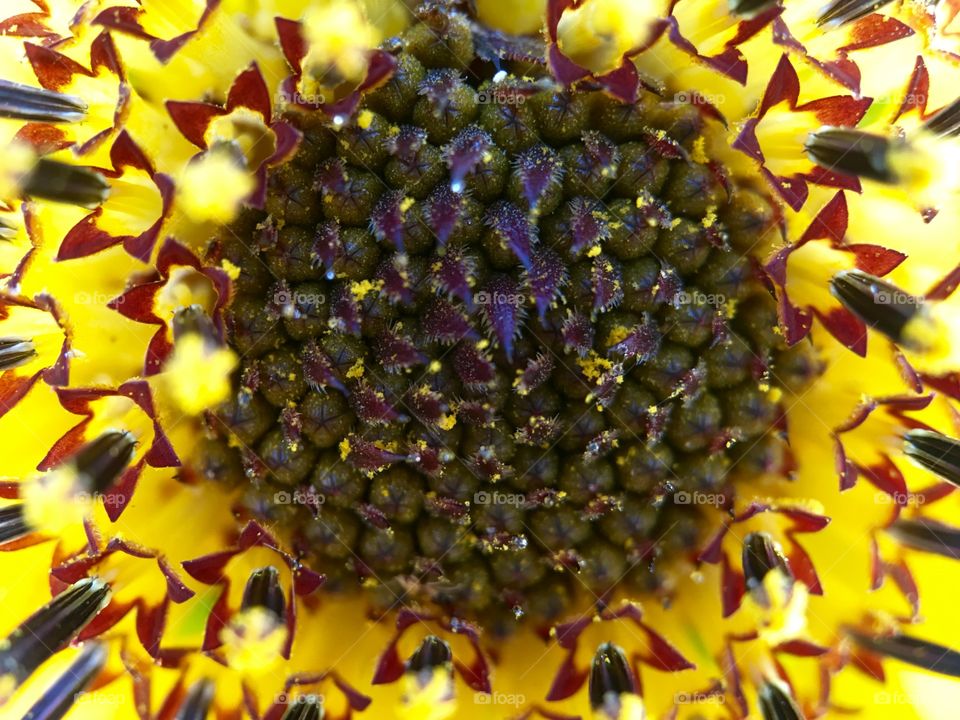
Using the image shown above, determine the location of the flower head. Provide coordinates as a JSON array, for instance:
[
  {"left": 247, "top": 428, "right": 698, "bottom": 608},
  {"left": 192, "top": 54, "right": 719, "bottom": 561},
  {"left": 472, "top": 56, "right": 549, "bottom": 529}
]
[{"left": 1, "top": 1, "right": 960, "bottom": 719}]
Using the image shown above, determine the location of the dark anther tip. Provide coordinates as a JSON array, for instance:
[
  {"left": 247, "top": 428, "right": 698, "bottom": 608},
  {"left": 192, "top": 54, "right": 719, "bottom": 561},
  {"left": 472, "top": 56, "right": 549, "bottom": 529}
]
[
  {"left": 0, "top": 578, "right": 111, "bottom": 693},
  {"left": 71, "top": 431, "right": 138, "bottom": 494},
  {"left": 742, "top": 532, "right": 792, "bottom": 593},
  {"left": 829, "top": 269, "right": 925, "bottom": 347},
  {"left": 173, "top": 305, "right": 219, "bottom": 345},
  {"left": 847, "top": 629, "right": 960, "bottom": 677},
  {"left": 805, "top": 127, "right": 898, "bottom": 183},
  {"left": 0, "top": 504, "right": 31, "bottom": 545},
  {"left": 175, "top": 679, "right": 215, "bottom": 720},
  {"left": 924, "top": 97, "right": 960, "bottom": 138},
  {"left": 282, "top": 696, "right": 324, "bottom": 720},
  {"left": 818, "top": 0, "right": 895, "bottom": 26},
  {"left": 21, "top": 158, "right": 110, "bottom": 209},
  {"left": 22, "top": 643, "right": 107, "bottom": 720},
  {"left": 887, "top": 517, "right": 960, "bottom": 561},
  {"left": 241, "top": 566, "right": 286, "bottom": 621},
  {"left": 0, "top": 79, "right": 87, "bottom": 124},
  {"left": 729, "top": 0, "right": 780, "bottom": 16},
  {"left": 0, "top": 338, "right": 37, "bottom": 371},
  {"left": 903, "top": 429, "right": 960, "bottom": 488},
  {"left": 407, "top": 635, "right": 453, "bottom": 676},
  {"left": 758, "top": 680, "right": 804, "bottom": 720},
  {"left": 589, "top": 643, "right": 638, "bottom": 711}
]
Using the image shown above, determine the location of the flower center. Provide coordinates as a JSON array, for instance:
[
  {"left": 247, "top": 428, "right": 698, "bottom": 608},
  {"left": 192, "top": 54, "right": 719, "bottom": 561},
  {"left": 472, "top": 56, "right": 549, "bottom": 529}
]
[{"left": 203, "top": 16, "right": 819, "bottom": 635}]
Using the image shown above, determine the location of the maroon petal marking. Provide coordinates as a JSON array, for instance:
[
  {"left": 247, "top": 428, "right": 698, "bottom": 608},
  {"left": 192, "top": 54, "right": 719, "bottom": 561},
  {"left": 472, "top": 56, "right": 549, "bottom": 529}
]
[
  {"left": 227, "top": 63, "right": 272, "bottom": 119},
  {"left": 101, "top": 458, "right": 144, "bottom": 522},
  {"left": 596, "top": 60, "right": 641, "bottom": 103},
  {"left": 813, "top": 307, "right": 867, "bottom": 357},
  {"left": 25, "top": 42, "right": 93, "bottom": 91},
  {"left": 857, "top": 454, "right": 908, "bottom": 499},
  {"left": 785, "top": 535, "right": 823, "bottom": 595},
  {"left": 0, "top": 12, "right": 59, "bottom": 40},
  {"left": 166, "top": 100, "right": 224, "bottom": 149},
  {"left": 58, "top": 132, "right": 171, "bottom": 262},
  {"left": 545, "top": 649, "right": 589, "bottom": 701},
  {"left": 720, "top": 551, "right": 747, "bottom": 618},
  {"left": 839, "top": 13, "right": 914, "bottom": 52},
  {"left": 849, "top": 244, "right": 906, "bottom": 276},
  {"left": 0, "top": 372, "right": 42, "bottom": 419},
  {"left": 547, "top": 43, "right": 592, "bottom": 86},
  {"left": 799, "top": 191, "right": 848, "bottom": 244},
  {"left": 275, "top": 17, "right": 306, "bottom": 72}
]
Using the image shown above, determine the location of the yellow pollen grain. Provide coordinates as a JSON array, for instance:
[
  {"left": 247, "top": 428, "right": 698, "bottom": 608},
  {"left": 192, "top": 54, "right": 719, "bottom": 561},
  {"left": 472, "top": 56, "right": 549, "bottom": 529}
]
[
  {"left": 691, "top": 135, "right": 709, "bottom": 164},
  {"left": 578, "top": 352, "right": 613, "bottom": 381},
  {"left": 350, "top": 278, "right": 384, "bottom": 300},
  {"left": 606, "top": 325, "right": 632, "bottom": 346},
  {"left": 220, "top": 259, "right": 241, "bottom": 280},
  {"left": 346, "top": 359, "right": 365, "bottom": 379},
  {"left": 702, "top": 206, "right": 718, "bottom": 229},
  {"left": 357, "top": 110, "right": 374, "bottom": 130},
  {"left": 339, "top": 437, "right": 352, "bottom": 460},
  {"left": 400, "top": 196, "right": 415, "bottom": 213},
  {"left": 587, "top": 245, "right": 602, "bottom": 257}
]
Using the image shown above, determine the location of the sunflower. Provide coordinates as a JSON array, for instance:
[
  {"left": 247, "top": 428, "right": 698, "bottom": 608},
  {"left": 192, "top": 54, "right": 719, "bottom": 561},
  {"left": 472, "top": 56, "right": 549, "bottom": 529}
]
[{"left": 1, "top": 0, "right": 960, "bottom": 718}]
